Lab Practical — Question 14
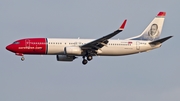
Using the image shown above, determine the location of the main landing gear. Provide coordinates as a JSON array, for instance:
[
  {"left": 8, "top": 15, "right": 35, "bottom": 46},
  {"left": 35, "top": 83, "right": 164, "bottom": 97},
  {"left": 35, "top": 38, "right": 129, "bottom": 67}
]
[
  {"left": 82, "top": 59, "right": 88, "bottom": 65},
  {"left": 82, "top": 55, "right": 93, "bottom": 65},
  {"left": 87, "top": 55, "right": 93, "bottom": 61}
]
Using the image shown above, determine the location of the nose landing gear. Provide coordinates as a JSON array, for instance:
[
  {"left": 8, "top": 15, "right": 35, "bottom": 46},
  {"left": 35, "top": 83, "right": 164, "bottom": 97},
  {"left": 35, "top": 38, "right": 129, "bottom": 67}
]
[
  {"left": 15, "top": 53, "right": 25, "bottom": 61},
  {"left": 21, "top": 56, "right": 25, "bottom": 61}
]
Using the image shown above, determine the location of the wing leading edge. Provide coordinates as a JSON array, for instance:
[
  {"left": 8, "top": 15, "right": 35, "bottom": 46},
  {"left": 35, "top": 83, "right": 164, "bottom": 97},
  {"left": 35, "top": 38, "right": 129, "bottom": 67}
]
[{"left": 81, "top": 19, "right": 127, "bottom": 50}]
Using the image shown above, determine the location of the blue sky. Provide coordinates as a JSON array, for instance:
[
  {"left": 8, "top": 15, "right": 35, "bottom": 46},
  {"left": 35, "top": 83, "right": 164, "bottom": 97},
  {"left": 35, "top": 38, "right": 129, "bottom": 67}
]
[{"left": 0, "top": 0, "right": 179, "bottom": 101}]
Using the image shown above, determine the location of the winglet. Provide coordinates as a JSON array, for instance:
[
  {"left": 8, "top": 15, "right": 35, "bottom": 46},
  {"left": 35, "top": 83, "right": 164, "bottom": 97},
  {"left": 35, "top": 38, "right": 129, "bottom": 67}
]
[
  {"left": 157, "top": 12, "right": 166, "bottom": 17},
  {"left": 119, "top": 19, "right": 127, "bottom": 30}
]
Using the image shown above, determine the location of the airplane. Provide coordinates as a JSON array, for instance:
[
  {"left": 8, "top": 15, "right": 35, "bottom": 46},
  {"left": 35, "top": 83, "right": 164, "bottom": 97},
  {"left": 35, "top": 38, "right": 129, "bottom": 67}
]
[{"left": 6, "top": 12, "right": 172, "bottom": 65}]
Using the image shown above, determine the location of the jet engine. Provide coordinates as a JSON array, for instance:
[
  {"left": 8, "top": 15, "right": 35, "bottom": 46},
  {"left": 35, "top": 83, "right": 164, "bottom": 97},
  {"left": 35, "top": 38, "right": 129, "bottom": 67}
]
[
  {"left": 64, "top": 46, "right": 82, "bottom": 55},
  {"left": 56, "top": 55, "right": 76, "bottom": 61}
]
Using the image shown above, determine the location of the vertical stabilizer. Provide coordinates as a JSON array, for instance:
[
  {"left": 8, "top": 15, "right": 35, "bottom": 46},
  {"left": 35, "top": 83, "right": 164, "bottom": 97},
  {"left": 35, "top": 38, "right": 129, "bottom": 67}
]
[{"left": 128, "top": 12, "right": 166, "bottom": 41}]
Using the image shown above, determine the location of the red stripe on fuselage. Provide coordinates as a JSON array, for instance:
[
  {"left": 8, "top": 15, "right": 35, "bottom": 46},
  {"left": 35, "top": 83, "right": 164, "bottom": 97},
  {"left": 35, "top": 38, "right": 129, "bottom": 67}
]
[{"left": 11, "top": 38, "right": 47, "bottom": 54}]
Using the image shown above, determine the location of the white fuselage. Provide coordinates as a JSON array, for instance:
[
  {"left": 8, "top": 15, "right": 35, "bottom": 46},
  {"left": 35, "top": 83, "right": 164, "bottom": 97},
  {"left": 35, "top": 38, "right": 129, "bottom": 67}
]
[{"left": 46, "top": 38, "right": 161, "bottom": 56}]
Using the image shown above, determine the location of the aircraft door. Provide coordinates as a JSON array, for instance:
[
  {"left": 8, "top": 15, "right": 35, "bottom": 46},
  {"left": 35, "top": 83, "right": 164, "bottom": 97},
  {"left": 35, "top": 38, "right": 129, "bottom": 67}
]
[
  {"left": 25, "top": 39, "right": 30, "bottom": 47},
  {"left": 136, "top": 41, "right": 140, "bottom": 50}
]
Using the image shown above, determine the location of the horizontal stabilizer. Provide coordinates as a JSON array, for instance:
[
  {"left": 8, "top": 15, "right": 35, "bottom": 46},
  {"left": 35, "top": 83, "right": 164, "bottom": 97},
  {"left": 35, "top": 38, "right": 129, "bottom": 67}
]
[{"left": 149, "top": 36, "right": 173, "bottom": 45}]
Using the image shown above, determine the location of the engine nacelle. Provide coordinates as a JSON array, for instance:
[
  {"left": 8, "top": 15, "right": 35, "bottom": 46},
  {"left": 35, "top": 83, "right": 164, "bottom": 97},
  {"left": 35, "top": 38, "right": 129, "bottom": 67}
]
[
  {"left": 64, "top": 46, "right": 82, "bottom": 55},
  {"left": 56, "top": 55, "right": 76, "bottom": 61}
]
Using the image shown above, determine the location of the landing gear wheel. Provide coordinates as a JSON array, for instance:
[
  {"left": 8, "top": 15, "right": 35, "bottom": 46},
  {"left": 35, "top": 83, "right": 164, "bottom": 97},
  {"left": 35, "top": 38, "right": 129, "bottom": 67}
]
[
  {"left": 82, "top": 59, "right": 88, "bottom": 65},
  {"left": 21, "top": 57, "right": 25, "bottom": 61},
  {"left": 87, "top": 55, "right": 93, "bottom": 61}
]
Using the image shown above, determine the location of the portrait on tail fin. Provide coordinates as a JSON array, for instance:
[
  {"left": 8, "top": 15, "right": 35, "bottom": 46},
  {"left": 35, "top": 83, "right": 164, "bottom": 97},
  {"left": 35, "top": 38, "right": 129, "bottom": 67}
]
[
  {"left": 127, "top": 12, "right": 165, "bottom": 41},
  {"left": 143, "top": 23, "right": 160, "bottom": 41}
]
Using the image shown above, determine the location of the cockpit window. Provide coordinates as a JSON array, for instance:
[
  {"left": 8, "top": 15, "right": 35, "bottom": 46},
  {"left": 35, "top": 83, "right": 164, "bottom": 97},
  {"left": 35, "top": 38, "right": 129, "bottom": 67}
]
[{"left": 13, "top": 41, "right": 20, "bottom": 44}]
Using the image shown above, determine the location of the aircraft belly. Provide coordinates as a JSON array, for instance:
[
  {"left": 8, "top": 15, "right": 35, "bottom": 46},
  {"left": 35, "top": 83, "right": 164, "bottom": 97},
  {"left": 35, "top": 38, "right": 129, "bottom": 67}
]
[{"left": 99, "top": 46, "right": 136, "bottom": 56}]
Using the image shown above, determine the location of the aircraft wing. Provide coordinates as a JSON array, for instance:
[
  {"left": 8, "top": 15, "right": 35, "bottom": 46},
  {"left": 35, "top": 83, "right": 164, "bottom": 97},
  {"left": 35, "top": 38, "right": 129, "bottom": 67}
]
[{"left": 81, "top": 19, "right": 127, "bottom": 50}]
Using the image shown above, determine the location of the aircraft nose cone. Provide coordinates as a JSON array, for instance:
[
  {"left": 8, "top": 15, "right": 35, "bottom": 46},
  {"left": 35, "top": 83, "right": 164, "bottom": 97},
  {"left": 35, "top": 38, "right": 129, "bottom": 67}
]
[
  {"left": 6, "top": 45, "right": 11, "bottom": 50},
  {"left": 6, "top": 44, "right": 14, "bottom": 52}
]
